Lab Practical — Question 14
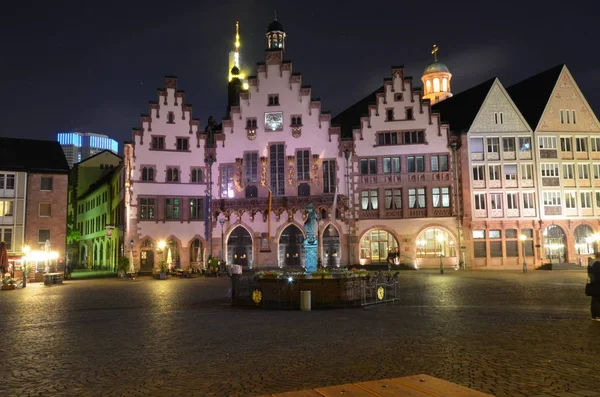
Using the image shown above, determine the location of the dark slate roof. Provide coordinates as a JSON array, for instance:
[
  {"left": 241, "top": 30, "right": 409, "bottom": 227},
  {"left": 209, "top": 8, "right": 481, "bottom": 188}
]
[
  {"left": 331, "top": 86, "right": 383, "bottom": 139},
  {"left": 78, "top": 167, "right": 119, "bottom": 200},
  {"left": 432, "top": 78, "right": 496, "bottom": 134},
  {"left": 0, "top": 137, "right": 69, "bottom": 174},
  {"left": 267, "top": 19, "right": 284, "bottom": 33},
  {"left": 506, "top": 64, "right": 564, "bottom": 130}
]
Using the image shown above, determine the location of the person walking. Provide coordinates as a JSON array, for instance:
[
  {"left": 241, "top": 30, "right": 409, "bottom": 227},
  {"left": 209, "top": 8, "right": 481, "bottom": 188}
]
[{"left": 586, "top": 252, "right": 600, "bottom": 321}]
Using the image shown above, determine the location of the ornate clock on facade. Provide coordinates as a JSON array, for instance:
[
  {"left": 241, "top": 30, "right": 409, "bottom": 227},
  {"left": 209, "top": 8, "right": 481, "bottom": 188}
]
[{"left": 265, "top": 112, "right": 283, "bottom": 131}]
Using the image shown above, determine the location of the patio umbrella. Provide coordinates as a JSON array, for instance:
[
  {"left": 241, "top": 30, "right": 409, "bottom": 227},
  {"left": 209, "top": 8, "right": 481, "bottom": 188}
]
[
  {"left": 0, "top": 242, "right": 8, "bottom": 275},
  {"left": 167, "top": 248, "right": 172, "bottom": 268},
  {"left": 196, "top": 247, "right": 201, "bottom": 262},
  {"left": 128, "top": 250, "right": 135, "bottom": 274}
]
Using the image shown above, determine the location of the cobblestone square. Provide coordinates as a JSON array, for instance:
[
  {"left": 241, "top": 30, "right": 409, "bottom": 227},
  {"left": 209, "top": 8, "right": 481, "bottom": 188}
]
[{"left": 0, "top": 270, "right": 598, "bottom": 397}]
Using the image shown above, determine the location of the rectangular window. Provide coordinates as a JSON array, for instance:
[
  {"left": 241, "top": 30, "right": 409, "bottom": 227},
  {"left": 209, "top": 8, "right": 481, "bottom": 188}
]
[
  {"left": 538, "top": 136, "right": 557, "bottom": 149},
  {"left": 269, "top": 144, "right": 285, "bottom": 196},
  {"left": 560, "top": 109, "right": 565, "bottom": 124},
  {"left": 416, "top": 156, "right": 425, "bottom": 172},
  {"left": 520, "top": 164, "right": 533, "bottom": 180},
  {"left": 473, "top": 241, "right": 486, "bottom": 258},
  {"left": 572, "top": 110, "right": 577, "bottom": 124},
  {"left": 494, "top": 112, "right": 504, "bottom": 125},
  {"left": 361, "top": 190, "right": 378, "bottom": 210},
  {"left": 377, "top": 132, "right": 398, "bottom": 146},
  {"left": 382, "top": 157, "right": 400, "bottom": 174},
  {"left": 502, "top": 137, "right": 515, "bottom": 152},
  {"left": 473, "top": 230, "right": 485, "bottom": 239},
  {"left": 507, "top": 193, "right": 518, "bottom": 209},
  {"left": 39, "top": 203, "right": 51, "bottom": 217},
  {"left": 408, "top": 188, "right": 426, "bottom": 209},
  {"left": 386, "top": 109, "right": 394, "bottom": 121},
  {"left": 576, "top": 137, "right": 587, "bottom": 152},
  {"left": 40, "top": 177, "right": 53, "bottom": 191},
  {"left": 543, "top": 191, "right": 561, "bottom": 206},
  {"left": 296, "top": 150, "right": 310, "bottom": 181},
  {"left": 581, "top": 192, "right": 592, "bottom": 209},
  {"left": 38, "top": 229, "right": 50, "bottom": 244},
  {"left": 488, "top": 165, "right": 500, "bottom": 181},
  {"left": 519, "top": 137, "right": 531, "bottom": 151},
  {"left": 565, "top": 192, "right": 576, "bottom": 209},
  {"left": 151, "top": 136, "right": 165, "bottom": 150},
  {"left": 140, "top": 198, "right": 155, "bottom": 219},
  {"left": 176, "top": 138, "right": 189, "bottom": 151},
  {"left": 487, "top": 138, "right": 499, "bottom": 153},
  {"left": 360, "top": 158, "right": 377, "bottom": 175},
  {"left": 430, "top": 155, "right": 449, "bottom": 172},
  {"left": 471, "top": 138, "right": 484, "bottom": 153},
  {"left": 432, "top": 187, "right": 450, "bottom": 208},
  {"left": 591, "top": 138, "right": 600, "bottom": 152},
  {"left": 322, "top": 160, "right": 336, "bottom": 194},
  {"left": 578, "top": 164, "right": 589, "bottom": 180},
  {"left": 165, "top": 198, "right": 180, "bottom": 220},
  {"left": 594, "top": 164, "right": 600, "bottom": 179},
  {"left": 246, "top": 118, "right": 258, "bottom": 128},
  {"left": 189, "top": 198, "right": 204, "bottom": 220},
  {"left": 406, "top": 108, "right": 414, "bottom": 120},
  {"left": 220, "top": 164, "right": 234, "bottom": 198},
  {"left": 244, "top": 152, "right": 258, "bottom": 183},
  {"left": 490, "top": 241, "right": 503, "bottom": 257},
  {"left": 490, "top": 193, "right": 503, "bottom": 210},
  {"left": 403, "top": 130, "right": 425, "bottom": 144},
  {"left": 523, "top": 192, "right": 535, "bottom": 209},
  {"left": 506, "top": 240, "right": 518, "bottom": 257},
  {"left": 268, "top": 94, "right": 279, "bottom": 106},
  {"left": 504, "top": 164, "right": 517, "bottom": 180},
  {"left": 384, "top": 189, "right": 402, "bottom": 209},
  {"left": 541, "top": 163, "right": 559, "bottom": 177},
  {"left": 474, "top": 193, "right": 486, "bottom": 210},
  {"left": 560, "top": 137, "right": 571, "bottom": 152},
  {"left": 472, "top": 165, "right": 485, "bottom": 181},
  {"left": 563, "top": 164, "right": 574, "bottom": 180},
  {"left": 0, "top": 200, "right": 14, "bottom": 217}
]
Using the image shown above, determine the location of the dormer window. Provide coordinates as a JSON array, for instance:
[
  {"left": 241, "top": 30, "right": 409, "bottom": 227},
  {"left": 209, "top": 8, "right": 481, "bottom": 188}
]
[
  {"left": 406, "top": 108, "right": 414, "bottom": 120},
  {"left": 291, "top": 116, "right": 302, "bottom": 126},
  {"left": 386, "top": 109, "right": 394, "bottom": 121},
  {"left": 167, "top": 112, "right": 175, "bottom": 124},
  {"left": 268, "top": 94, "right": 279, "bottom": 106}
]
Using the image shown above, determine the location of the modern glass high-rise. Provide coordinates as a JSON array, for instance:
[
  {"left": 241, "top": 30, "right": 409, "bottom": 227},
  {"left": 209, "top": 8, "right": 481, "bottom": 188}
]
[{"left": 57, "top": 132, "right": 118, "bottom": 167}]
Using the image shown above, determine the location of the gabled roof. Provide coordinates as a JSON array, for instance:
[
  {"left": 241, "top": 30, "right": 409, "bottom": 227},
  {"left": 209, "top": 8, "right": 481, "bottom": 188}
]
[
  {"left": 506, "top": 64, "right": 564, "bottom": 130},
  {"left": 0, "top": 137, "right": 70, "bottom": 174},
  {"left": 331, "top": 86, "right": 383, "bottom": 139},
  {"left": 432, "top": 78, "right": 496, "bottom": 135},
  {"left": 78, "top": 167, "right": 119, "bottom": 200},
  {"left": 74, "top": 149, "right": 122, "bottom": 167}
]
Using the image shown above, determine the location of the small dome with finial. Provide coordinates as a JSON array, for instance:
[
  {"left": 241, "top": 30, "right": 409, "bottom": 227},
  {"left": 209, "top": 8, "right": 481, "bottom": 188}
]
[
  {"left": 421, "top": 44, "right": 453, "bottom": 105},
  {"left": 231, "top": 66, "right": 240, "bottom": 76},
  {"left": 267, "top": 19, "right": 284, "bottom": 33},
  {"left": 424, "top": 61, "right": 450, "bottom": 75}
]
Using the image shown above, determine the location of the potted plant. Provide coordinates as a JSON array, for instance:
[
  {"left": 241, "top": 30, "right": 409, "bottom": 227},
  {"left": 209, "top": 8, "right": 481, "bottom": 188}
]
[
  {"left": 158, "top": 260, "right": 167, "bottom": 280},
  {"left": 2, "top": 272, "right": 16, "bottom": 290}
]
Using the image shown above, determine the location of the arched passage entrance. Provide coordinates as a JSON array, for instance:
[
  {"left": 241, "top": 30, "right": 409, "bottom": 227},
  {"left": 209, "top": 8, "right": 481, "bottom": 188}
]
[
  {"left": 322, "top": 224, "right": 340, "bottom": 268},
  {"left": 139, "top": 240, "right": 154, "bottom": 272},
  {"left": 544, "top": 225, "right": 566, "bottom": 263},
  {"left": 279, "top": 224, "right": 304, "bottom": 267},
  {"left": 227, "top": 226, "right": 252, "bottom": 267},
  {"left": 415, "top": 228, "right": 456, "bottom": 259},
  {"left": 359, "top": 229, "right": 398, "bottom": 265},
  {"left": 190, "top": 238, "right": 204, "bottom": 267},
  {"left": 574, "top": 224, "right": 595, "bottom": 255}
]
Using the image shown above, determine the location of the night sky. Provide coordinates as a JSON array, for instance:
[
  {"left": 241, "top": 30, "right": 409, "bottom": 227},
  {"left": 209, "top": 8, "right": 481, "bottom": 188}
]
[{"left": 2, "top": 0, "right": 598, "bottom": 149}]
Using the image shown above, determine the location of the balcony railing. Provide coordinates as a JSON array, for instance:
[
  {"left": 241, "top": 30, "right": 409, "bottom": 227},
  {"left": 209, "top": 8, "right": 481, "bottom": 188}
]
[{"left": 213, "top": 194, "right": 346, "bottom": 213}]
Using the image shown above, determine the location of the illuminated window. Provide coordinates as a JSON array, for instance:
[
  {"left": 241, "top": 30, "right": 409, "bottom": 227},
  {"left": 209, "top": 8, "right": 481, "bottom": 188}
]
[
  {"left": 359, "top": 229, "right": 399, "bottom": 263},
  {"left": 415, "top": 228, "right": 455, "bottom": 258},
  {"left": 425, "top": 80, "right": 431, "bottom": 94},
  {"left": 220, "top": 164, "right": 235, "bottom": 198},
  {"left": 433, "top": 78, "right": 440, "bottom": 93},
  {"left": 165, "top": 198, "right": 180, "bottom": 220},
  {"left": 442, "top": 78, "right": 448, "bottom": 92},
  {"left": 39, "top": 203, "right": 51, "bottom": 217}
]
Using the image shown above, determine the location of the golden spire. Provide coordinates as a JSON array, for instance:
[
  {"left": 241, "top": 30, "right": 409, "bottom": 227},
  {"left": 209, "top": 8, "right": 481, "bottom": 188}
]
[
  {"left": 235, "top": 21, "right": 240, "bottom": 50},
  {"left": 431, "top": 44, "right": 439, "bottom": 62}
]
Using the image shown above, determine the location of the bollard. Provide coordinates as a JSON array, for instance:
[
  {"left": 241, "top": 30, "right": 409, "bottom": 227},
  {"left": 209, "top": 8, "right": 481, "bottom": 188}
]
[{"left": 300, "top": 290, "right": 311, "bottom": 311}]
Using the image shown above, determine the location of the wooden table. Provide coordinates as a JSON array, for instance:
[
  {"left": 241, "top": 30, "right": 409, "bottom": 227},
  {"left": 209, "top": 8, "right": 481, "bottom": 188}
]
[{"left": 256, "top": 374, "right": 494, "bottom": 397}]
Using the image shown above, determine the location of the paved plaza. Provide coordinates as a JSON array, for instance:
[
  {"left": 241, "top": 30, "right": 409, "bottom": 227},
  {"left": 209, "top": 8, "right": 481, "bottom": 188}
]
[{"left": 0, "top": 270, "right": 599, "bottom": 397}]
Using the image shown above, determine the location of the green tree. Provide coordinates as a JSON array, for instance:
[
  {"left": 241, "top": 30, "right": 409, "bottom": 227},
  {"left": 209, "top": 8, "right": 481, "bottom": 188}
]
[{"left": 66, "top": 213, "right": 81, "bottom": 244}]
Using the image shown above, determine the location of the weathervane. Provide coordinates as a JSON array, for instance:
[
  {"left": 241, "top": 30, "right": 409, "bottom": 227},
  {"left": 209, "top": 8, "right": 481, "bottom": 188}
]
[{"left": 431, "top": 44, "right": 439, "bottom": 62}]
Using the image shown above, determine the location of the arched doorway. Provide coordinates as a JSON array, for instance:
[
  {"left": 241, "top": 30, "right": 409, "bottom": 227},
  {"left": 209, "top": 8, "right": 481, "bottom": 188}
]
[
  {"left": 190, "top": 238, "right": 203, "bottom": 267},
  {"left": 279, "top": 225, "right": 304, "bottom": 267},
  {"left": 544, "top": 225, "right": 566, "bottom": 263},
  {"left": 359, "top": 229, "right": 399, "bottom": 265},
  {"left": 140, "top": 240, "right": 154, "bottom": 272},
  {"left": 322, "top": 224, "right": 340, "bottom": 268},
  {"left": 574, "top": 224, "right": 595, "bottom": 255},
  {"left": 166, "top": 239, "right": 180, "bottom": 268},
  {"left": 227, "top": 226, "right": 252, "bottom": 267},
  {"left": 415, "top": 228, "right": 456, "bottom": 259},
  {"left": 81, "top": 244, "right": 87, "bottom": 266}
]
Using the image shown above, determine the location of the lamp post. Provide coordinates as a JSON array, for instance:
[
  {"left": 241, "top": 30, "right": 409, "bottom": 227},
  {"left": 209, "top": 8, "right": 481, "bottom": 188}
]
[
  {"left": 520, "top": 234, "right": 527, "bottom": 273},
  {"left": 22, "top": 245, "right": 30, "bottom": 288},
  {"left": 219, "top": 218, "right": 225, "bottom": 263},
  {"left": 437, "top": 234, "right": 444, "bottom": 274}
]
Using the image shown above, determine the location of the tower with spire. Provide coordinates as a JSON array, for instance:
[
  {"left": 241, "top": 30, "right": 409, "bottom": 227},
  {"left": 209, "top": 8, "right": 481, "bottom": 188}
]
[
  {"left": 421, "top": 44, "right": 452, "bottom": 105},
  {"left": 266, "top": 14, "right": 286, "bottom": 50},
  {"left": 228, "top": 21, "right": 248, "bottom": 90}
]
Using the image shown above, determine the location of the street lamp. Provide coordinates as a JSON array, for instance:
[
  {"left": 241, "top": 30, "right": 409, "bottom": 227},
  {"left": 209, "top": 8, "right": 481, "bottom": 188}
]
[
  {"left": 437, "top": 234, "right": 444, "bottom": 274},
  {"left": 219, "top": 217, "right": 226, "bottom": 262},
  {"left": 22, "top": 245, "right": 30, "bottom": 288},
  {"left": 519, "top": 234, "right": 527, "bottom": 273}
]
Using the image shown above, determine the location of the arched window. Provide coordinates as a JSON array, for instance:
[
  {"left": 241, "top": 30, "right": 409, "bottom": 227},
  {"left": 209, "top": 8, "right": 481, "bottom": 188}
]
[
  {"left": 574, "top": 224, "right": 594, "bottom": 255},
  {"left": 442, "top": 78, "right": 448, "bottom": 92},
  {"left": 359, "top": 229, "right": 399, "bottom": 264},
  {"left": 142, "top": 167, "right": 154, "bottom": 181},
  {"left": 148, "top": 168, "right": 154, "bottom": 181},
  {"left": 425, "top": 80, "right": 431, "bottom": 95},
  {"left": 142, "top": 168, "right": 148, "bottom": 181},
  {"left": 167, "top": 168, "right": 179, "bottom": 182},
  {"left": 415, "top": 228, "right": 456, "bottom": 258},
  {"left": 190, "top": 238, "right": 202, "bottom": 263},
  {"left": 191, "top": 168, "right": 203, "bottom": 183},
  {"left": 433, "top": 78, "right": 440, "bottom": 93}
]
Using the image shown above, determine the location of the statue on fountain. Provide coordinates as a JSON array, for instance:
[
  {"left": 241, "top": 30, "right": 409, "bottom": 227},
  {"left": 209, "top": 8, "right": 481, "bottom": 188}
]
[{"left": 303, "top": 202, "right": 320, "bottom": 273}]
